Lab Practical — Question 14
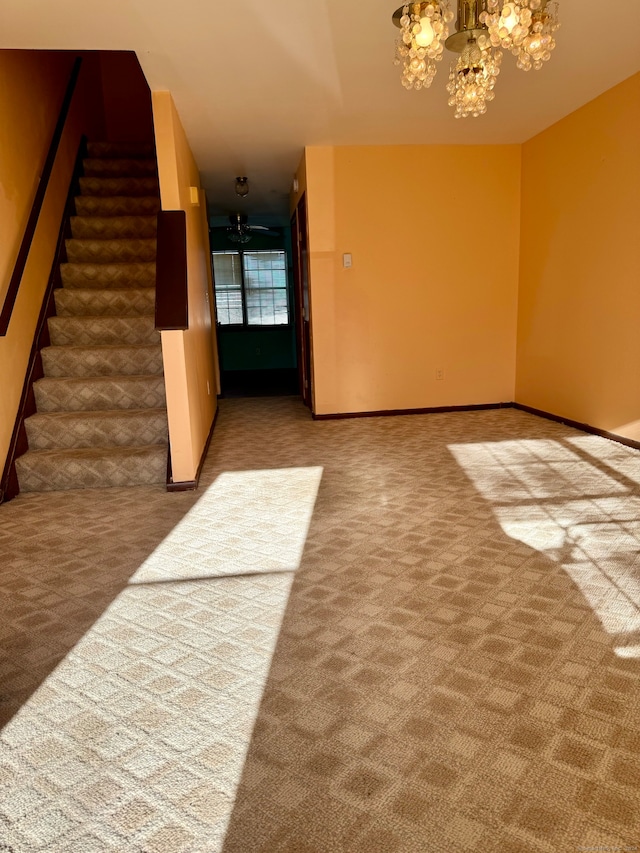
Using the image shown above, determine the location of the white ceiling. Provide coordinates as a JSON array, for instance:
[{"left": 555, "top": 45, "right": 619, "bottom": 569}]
[{"left": 2, "top": 1, "right": 639, "bottom": 223}]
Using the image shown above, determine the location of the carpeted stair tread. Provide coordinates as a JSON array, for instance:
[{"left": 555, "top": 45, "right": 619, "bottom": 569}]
[
  {"left": 15, "top": 444, "right": 167, "bottom": 492},
  {"left": 60, "top": 262, "right": 156, "bottom": 289},
  {"left": 86, "top": 141, "right": 156, "bottom": 159},
  {"left": 24, "top": 408, "right": 168, "bottom": 450},
  {"left": 74, "top": 196, "right": 161, "bottom": 217},
  {"left": 79, "top": 176, "right": 160, "bottom": 197},
  {"left": 70, "top": 215, "right": 157, "bottom": 240},
  {"left": 48, "top": 315, "right": 160, "bottom": 346},
  {"left": 55, "top": 287, "right": 155, "bottom": 317},
  {"left": 66, "top": 238, "right": 156, "bottom": 264},
  {"left": 42, "top": 343, "right": 163, "bottom": 378},
  {"left": 82, "top": 158, "right": 158, "bottom": 178},
  {"left": 16, "top": 139, "right": 168, "bottom": 495},
  {"left": 34, "top": 375, "right": 166, "bottom": 413}
]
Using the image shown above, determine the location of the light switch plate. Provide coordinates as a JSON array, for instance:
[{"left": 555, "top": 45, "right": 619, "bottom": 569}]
[{"left": 343, "top": 253, "right": 352, "bottom": 269}]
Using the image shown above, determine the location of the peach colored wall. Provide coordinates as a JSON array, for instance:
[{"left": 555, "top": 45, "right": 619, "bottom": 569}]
[
  {"left": 0, "top": 51, "right": 104, "bottom": 479},
  {"left": 302, "top": 145, "right": 521, "bottom": 415},
  {"left": 152, "top": 91, "right": 218, "bottom": 483},
  {"left": 0, "top": 52, "right": 74, "bottom": 307},
  {"left": 516, "top": 73, "right": 640, "bottom": 441}
]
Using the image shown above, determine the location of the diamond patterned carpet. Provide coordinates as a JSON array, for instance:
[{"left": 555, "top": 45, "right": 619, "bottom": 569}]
[
  {"left": 1, "top": 398, "right": 640, "bottom": 852},
  {"left": 15, "top": 140, "right": 167, "bottom": 493},
  {"left": 41, "top": 344, "right": 163, "bottom": 379},
  {"left": 60, "top": 262, "right": 156, "bottom": 289}
]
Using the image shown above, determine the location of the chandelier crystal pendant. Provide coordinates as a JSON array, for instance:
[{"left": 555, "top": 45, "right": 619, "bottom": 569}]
[
  {"left": 446, "top": 38, "right": 502, "bottom": 118},
  {"left": 480, "top": 0, "right": 560, "bottom": 71},
  {"left": 393, "top": 1, "right": 454, "bottom": 90},
  {"left": 392, "top": 0, "right": 560, "bottom": 116}
]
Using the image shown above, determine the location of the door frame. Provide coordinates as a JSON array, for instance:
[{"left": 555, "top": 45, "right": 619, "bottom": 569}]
[{"left": 291, "top": 193, "right": 313, "bottom": 411}]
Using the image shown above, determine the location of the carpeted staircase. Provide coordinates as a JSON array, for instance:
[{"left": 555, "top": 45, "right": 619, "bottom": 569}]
[{"left": 15, "top": 141, "right": 169, "bottom": 492}]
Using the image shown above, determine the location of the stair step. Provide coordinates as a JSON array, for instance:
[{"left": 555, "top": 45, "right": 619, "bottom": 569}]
[
  {"left": 79, "top": 176, "right": 159, "bottom": 197},
  {"left": 42, "top": 344, "right": 163, "bottom": 378},
  {"left": 14, "top": 138, "right": 171, "bottom": 496},
  {"left": 86, "top": 141, "right": 155, "bottom": 160},
  {"left": 65, "top": 238, "right": 156, "bottom": 264},
  {"left": 54, "top": 288, "right": 155, "bottom": 317},
  {"left": 75, "top": 196, "right": 161, "bottom": 217},
  {"left": 25, "top": 409, "right": 168, "bottom": 450},
  {"left": 34, "top": 375, "right": 166, "bottom": 413},
  {"left": 60, "top": 262, "right": 156, "bottom": 289},
  {"left": 83, "top": 158, "right": 157, "bottom": 178},
  {"left": 40, "top": 344, "right": 163, "bottom": 377},
  {"left": 16, "top": 444, "right": 167, "bottom": 492},
  {"left": 48, "top": 315, "right": 160, "bottom": 346},
  {"left": 70, "top": 215, "right": 157, "bottom": 240}
]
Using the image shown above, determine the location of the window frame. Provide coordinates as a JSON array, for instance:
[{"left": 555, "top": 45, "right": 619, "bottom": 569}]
[{"left": 211, "top": 249, "right": 290, "bottom": 329}]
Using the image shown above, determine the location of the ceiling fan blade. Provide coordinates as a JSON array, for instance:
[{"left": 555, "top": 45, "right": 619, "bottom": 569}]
[
  {"left": 247, "top": 226, "right": 280, "bottom": 236},
  {"left": 211, "top": 215, "right": 278, "bottom": 242}
]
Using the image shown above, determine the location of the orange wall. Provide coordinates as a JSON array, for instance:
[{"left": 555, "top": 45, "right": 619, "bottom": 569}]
[
  {"left": 0, "top": 52, "right": 75, "bottom": 308},
  {"left": 516, "top": 73, "right": 640, "bottom": 440},
  {"left": 300, "top": 145, "right": 521, "bottom": 415},
  {"left": 0, "top": 51, "right": 104, "bottom": 480},
  {"left": 152, "top": 91, "right": 218, "bottom": 483}
]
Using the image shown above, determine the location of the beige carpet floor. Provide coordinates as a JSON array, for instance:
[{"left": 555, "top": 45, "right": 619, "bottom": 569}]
[{"left": 1, "top": 397, "right": 639, "bottom": 852}]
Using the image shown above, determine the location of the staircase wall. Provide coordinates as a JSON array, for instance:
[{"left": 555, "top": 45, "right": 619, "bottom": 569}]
[
  {"left": 152, "top": 91, "right": 219, "bottom": 484},
  {"left": 99, "top": 52, "right": 155, "bottom": 144},
  {"left": 0, "top": 52, "right": 105, "bottom": 478}
]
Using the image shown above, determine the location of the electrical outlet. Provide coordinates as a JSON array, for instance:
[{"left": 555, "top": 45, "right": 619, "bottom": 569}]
[{"left": 436, "top": 368, "right": 444, "bottom": 381}]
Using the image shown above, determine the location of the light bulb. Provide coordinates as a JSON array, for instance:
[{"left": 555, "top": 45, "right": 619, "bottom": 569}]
[
  {"left": 415, "top": 17, "right": 434, "bottom": 47},
  {"left": 500, "top": 3, "right": 518, "bottom": 33},
  {"left": 394, "top": 0, "right": 452, "bottom": 91}
]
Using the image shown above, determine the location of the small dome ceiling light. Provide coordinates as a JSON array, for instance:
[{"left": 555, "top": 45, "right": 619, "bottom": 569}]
[{"left": 235, "top": 177, "right": 249, "bottom": 197}]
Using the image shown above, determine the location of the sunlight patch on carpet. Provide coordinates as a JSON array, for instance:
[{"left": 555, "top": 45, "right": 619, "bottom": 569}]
[
  {"left": 0, "top": 466, "right": 323, "bottom": 852},
  {"left": 449, "top": 439, "right": 640, "bottom": 658},
  {"left": 130, "top": 466, "right": 324, "bottom": 583}
]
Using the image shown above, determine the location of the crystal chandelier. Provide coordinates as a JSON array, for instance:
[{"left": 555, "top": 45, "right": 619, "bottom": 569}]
[{"left": 393, "top": 0, "right": 560, "bottom": 117}]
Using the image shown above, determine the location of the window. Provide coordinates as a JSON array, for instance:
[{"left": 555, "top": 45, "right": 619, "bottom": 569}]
[{"left": 212, "top": 250, "right": 289, "bottom": 326}]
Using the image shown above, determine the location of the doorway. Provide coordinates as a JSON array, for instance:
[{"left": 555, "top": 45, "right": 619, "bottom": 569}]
[{"left": 210, "top": 235, "right": 298, "bottom": 397}]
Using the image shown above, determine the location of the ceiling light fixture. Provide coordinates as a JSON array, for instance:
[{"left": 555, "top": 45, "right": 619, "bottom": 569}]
[
  {"left": 393, "top": 0, "right": 560, "bottom": 118},
  {"left": 235, "top": 176, "right": 249, "bottom": 197}
]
